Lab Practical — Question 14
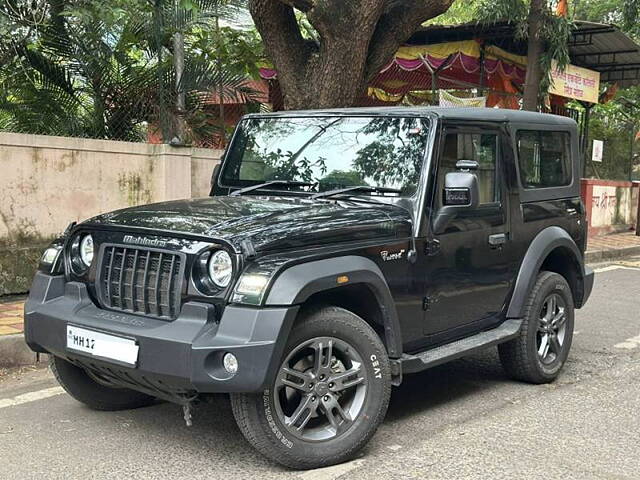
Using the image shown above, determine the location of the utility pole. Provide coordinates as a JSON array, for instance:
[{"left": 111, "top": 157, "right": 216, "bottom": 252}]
[
  {"left": 173, "top": 30, "right": 186, "bottom": 144},
  {"left": 215, "top": 13, "right": 226, "bottom": 146}
]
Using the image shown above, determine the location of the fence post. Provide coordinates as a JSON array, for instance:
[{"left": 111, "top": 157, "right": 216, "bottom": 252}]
[
  {"left": 154, "top": 144, "right": 192, "bottom": 201},
  {"left": 636, "top": 181, "right": 640, "bottom": 236}
]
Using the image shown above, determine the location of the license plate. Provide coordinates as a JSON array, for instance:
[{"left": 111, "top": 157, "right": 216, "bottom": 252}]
[{"left": 66, "top": 325, "right": 139, "bottom": 366}]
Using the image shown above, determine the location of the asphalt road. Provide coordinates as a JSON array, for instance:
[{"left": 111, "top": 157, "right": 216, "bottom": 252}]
[{"left": 1, "top": 260, "right": 639, "bottom": 480}]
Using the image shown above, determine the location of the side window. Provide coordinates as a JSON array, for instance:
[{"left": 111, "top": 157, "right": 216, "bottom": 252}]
[
  {"left": 438, "top": 132, "right": 500, "bottom": 205},
  {"left": 517, "top": 131, "right": 572, "bottom": 189}
]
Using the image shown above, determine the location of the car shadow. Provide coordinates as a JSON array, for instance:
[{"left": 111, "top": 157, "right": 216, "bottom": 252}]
[
  {"left": 79, "top": 349, "right": 514, "bottom": 473},
  {"left": 385, "top": 349, "right": 511, "bottom": 422}
]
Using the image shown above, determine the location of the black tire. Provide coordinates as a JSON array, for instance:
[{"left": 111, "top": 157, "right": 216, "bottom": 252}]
[
  {"left": 499, "top": 271, "right": 574, "bottom": 384},
  {"left": 230, "top": 306, "right": 391, "bottom": 470},
  {"left": 51, "top": 356, "right": 156, "bottom": 411}
]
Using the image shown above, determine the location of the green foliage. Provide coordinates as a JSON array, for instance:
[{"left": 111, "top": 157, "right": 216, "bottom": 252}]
[
  {"left": 474, "top": 0, "right": 572, "bottom": 102},
  {"left": 0, "top": 0, "right": 263, "bottom": 143},
  {"left": 573, "top": 0, "right": 640, "bottom": 40},
  {"left": 191, "top": 26, "right": 263, "bottom": 78},
  {"left": 423, "top": 1, "right": 476, "bottom": 25},
  {"left": 586, "top": 86, "right": 640, "bottom": 180},
  {"left": 262, "top": 149, "right": 327, "bottom": 183},
  {"left": 319, "top": 170, "right": 365, "bottom": 190},
  {"left": 537, "top": 8, "right": 572, "bottom": 95},
  {"left": 352, "top": 117, "right": 428, "bottom": 194}
]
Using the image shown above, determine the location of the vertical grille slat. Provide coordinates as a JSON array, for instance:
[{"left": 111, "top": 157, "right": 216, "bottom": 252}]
[
  {"left": 99, "top": 246, "right": 182, "bottom": 320},
  {"left": 106, "top": 246, "right": 116, "bottom": 307},
  {"left": 168, "top": 255, "right": 177, "bottom": 317},
  {"left": 154, "top": 253, "right": 163, "bottom": 316},
  {"left": 129, "top": 249, "right": 139, "bottom": 311},
  {"left": 118, "top": 248, "right": 127, "bottom": 308},
  {"left": 142, "top": 251, "right": 150, "bottom": 314}
]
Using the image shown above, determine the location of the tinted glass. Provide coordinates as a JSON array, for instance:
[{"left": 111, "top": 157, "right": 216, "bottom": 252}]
[
  {"left": 517, "top": 131, "right": 572, "bottom": 189},
  {"left": 439, "top": 132, "right": 499, "bottom": 205},
  {"left": 221, "top": 116, "right": 430, "bottom": 195}
]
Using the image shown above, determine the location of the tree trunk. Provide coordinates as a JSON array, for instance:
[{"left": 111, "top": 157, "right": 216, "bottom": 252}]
[
  {"left": 284, "top": 38, "right": 372, "bottom": 110},
  {"left": 173, "top": 31, "right": 186, "bottom": 143},
  {"left": 249, "top": 0, "right": 455, "bottom": 110},
  {"left": 522, "top": 0, "right": 545, "bottom": 112}
]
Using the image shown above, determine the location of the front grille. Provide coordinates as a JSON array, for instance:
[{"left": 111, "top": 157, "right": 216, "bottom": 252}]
[{"left": 99, "top": 246, "right": 183, "bottom": 320}]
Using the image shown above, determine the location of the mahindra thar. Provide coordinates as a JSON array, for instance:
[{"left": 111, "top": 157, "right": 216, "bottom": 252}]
[{"left": 25, "top": 107, "right": 594, "bottom": 469}]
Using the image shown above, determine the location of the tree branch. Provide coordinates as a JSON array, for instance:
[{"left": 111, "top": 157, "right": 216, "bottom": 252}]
[
  {"left": 249, "top": 0, "right": 311, "bottom": 99},
  {"left": 365, "top": 0, "right": 456, "bottom": 81}
]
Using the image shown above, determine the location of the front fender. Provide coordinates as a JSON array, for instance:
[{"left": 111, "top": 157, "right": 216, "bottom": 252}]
[
  {"left": 507, "top": 226, "right": 588, "bottom": 319},
  {"left": 264, "top": 256, "right": 402, "bottom": 358}
]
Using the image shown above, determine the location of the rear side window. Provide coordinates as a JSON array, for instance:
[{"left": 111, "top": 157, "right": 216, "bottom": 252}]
[{"left": 516, "top": 131, "right": 572, "bottom": 189}]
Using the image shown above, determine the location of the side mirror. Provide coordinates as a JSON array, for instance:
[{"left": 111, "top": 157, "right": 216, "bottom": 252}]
[
  {"left": 432, "top": 161, "right": 480, "bottom": 234},
  {"left": 209, "top": 163, "right": 221, "bottom": 197}
]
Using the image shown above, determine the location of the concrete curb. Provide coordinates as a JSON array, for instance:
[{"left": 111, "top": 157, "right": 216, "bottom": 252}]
[
  {"left": 585, "top": 246, "right": 640, "bottom": 264},
  {"left": 0, "top": 334, "right": 40, "bottom": 368}
]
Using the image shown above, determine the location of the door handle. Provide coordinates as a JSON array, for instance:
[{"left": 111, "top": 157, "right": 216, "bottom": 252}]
[{"left": 488, "top": 233, "right": 507, "bottom": 247}]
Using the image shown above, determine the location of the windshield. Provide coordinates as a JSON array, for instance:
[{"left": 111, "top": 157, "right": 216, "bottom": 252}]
[{"left": 220, "top": 116, "right": 430, "bottom": 196}]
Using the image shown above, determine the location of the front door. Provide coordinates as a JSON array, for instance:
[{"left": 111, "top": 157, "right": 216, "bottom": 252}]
[{"left": 422, "top": 126, "right": 516, "bottom": 341}]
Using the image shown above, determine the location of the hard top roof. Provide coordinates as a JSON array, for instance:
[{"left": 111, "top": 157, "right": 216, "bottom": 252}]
[{"left": 245, "top": 107, "right": 577, "bottom": 126}]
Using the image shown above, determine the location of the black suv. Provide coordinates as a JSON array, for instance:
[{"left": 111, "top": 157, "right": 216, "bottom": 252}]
[{"left": 25, "top": 107, "right": 594, "bottom": 469}]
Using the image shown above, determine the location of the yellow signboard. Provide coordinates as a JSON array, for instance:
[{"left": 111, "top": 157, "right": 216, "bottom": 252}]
[{"left": 549, "top": 61, "right": 600, "bottom": 104}]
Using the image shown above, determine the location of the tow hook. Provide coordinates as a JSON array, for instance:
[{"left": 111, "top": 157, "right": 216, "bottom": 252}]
[{"left": 183, "top": 402, "right": 194, "bottom": 427}]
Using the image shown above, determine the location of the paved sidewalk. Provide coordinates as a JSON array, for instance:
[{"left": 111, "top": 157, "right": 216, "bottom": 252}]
[
  {"left": 0, "top": 301, "right": 24, "bottom": 336},
  {"left": 586, "top": 231, "right": 640, "bottom": 263}
]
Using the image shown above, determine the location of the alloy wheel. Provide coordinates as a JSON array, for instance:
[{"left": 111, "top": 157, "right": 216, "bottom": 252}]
[
  {"left": 537, "top": 293, "right": 567, "bottom": 365},
  {"left": 273, "top": 336, "right": 368, "bottom": 442}
]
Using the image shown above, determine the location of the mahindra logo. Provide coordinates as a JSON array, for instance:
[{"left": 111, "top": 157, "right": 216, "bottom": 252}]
[
  {"left": 123, "top": 235, "right": 167, "bottom": 248},
  {"left": 381, "top": 249, "right": 405, "bottom": 262},
  {"left": 95, "top": 311, "right": 146, "bottom": 327}
]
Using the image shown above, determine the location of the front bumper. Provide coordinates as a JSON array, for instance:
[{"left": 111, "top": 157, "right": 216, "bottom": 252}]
[{"left": 24, "top": 272, "right": 298, "bottom": 399}]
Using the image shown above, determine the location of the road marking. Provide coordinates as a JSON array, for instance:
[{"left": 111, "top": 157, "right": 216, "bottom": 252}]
[
  {"left": 614, "top": 334, "right": 640, "bottom": 350},
  {"left": 0, "top": 386, "right": 64, "bottom": 410},
  {"left": 298, "top": 459, "right": 365, "bottom": 480},
  {"left": 593, "top": 265, "right": 640, "bottom": 273}
]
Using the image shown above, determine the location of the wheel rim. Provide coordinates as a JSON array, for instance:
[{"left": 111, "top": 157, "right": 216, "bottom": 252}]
[
  {"left": 273, "top": 336, "right": 368, "bottom": 442},
  {"left": 537, "top": 293, "right": 568, "bottom": 365}
]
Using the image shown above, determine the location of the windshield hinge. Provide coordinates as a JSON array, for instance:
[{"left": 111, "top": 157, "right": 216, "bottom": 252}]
[{"left": 240, "top": 238, "right": 256, "bottom": 259}]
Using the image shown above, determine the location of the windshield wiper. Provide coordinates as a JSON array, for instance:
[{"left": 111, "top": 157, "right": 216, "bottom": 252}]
[
  {"left": 230, "top": 180, "right": 315, "bottom": 196},
  {"left": 311, "top": 185, "right": 402, "bottom": 200}
]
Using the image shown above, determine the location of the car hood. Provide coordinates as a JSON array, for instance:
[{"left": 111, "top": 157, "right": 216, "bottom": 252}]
[{"left": 85, "top": 195, "right": 413, "bottom": 252}]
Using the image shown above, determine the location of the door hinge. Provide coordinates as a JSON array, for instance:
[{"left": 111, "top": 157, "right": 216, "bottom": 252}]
[
  {"left": 424, "top": 239, "right": 440, "bottom": 256},
  {"left": 422, "top": 296, "right": 431, "bottom": 311}
]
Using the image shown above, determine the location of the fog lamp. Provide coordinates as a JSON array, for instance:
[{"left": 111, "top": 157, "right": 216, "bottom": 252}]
[{"left": 223, "top": 353, "right": 238, "bottom": 375}]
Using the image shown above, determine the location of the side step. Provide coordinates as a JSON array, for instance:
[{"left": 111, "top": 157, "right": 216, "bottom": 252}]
[{"left": 400, "top": 319, "right": 523, "bottom": 374}]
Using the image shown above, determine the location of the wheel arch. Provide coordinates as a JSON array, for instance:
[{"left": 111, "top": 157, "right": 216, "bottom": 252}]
[
  {"left": 507, "top": 226, "right": 587, "bottom": 319},
  {"left": 265, "top": 256, "right": 402, "bottom": 358}
]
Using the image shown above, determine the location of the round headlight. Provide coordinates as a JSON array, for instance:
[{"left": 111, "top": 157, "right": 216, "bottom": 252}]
[
  {"left": 208, "top": 250, "right": 233, "bottom": 288},
  {"left": 79, "top": 235, "right": 94, "bottom": 267}
]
